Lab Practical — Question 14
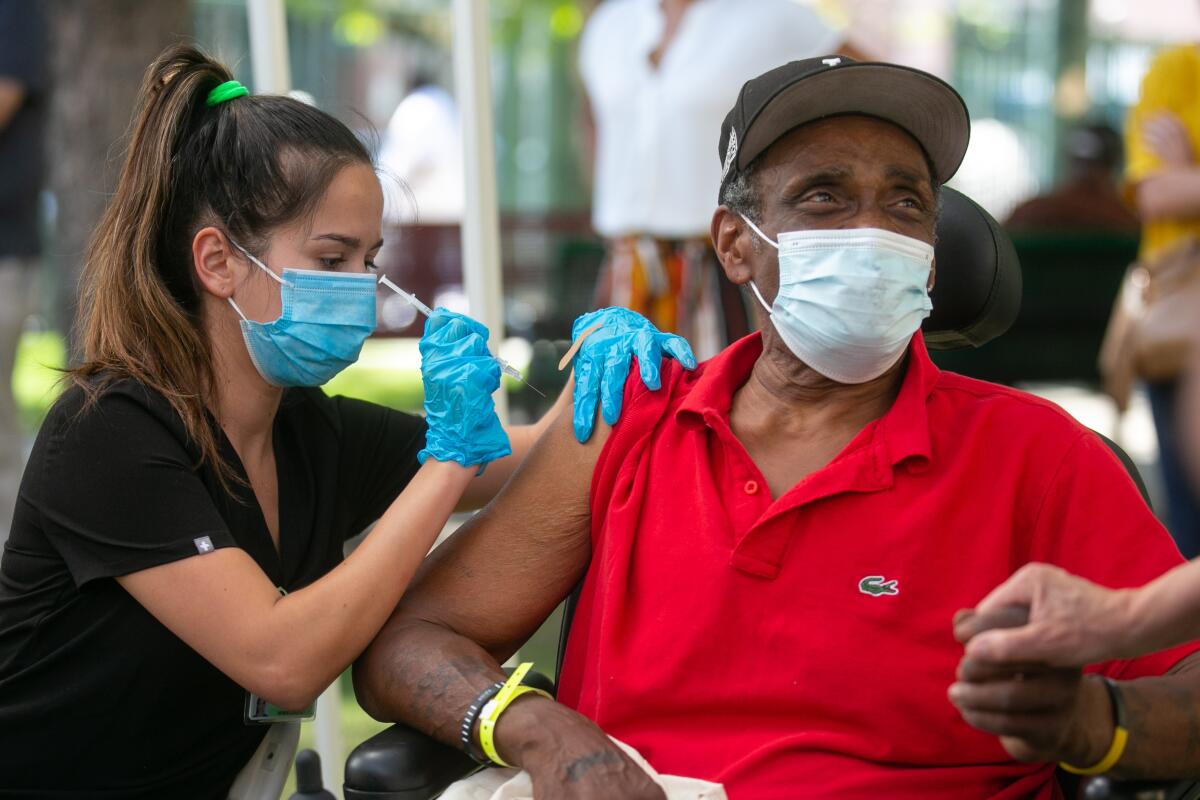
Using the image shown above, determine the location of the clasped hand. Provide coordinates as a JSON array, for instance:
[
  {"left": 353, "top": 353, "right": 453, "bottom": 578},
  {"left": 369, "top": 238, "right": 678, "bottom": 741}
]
[
  {"left": 949, "top": 606, "right": 1114, "bottom": 767},
  {"left": 417, "top": 309, "right": 511, "bottom": 470}
]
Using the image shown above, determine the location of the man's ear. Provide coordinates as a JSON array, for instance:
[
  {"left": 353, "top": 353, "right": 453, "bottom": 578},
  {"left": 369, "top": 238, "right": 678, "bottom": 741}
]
[
  {"left": 192, "top": 227, "right": 242, "bottom": 299},
  {"left": 711, "top": 206, "right": 754, "bottom": 286}
]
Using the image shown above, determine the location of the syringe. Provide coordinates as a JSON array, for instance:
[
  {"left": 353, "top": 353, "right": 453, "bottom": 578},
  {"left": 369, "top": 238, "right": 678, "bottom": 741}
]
[{"left": 378, "top": 274, "right": 546, "bottom": 397}]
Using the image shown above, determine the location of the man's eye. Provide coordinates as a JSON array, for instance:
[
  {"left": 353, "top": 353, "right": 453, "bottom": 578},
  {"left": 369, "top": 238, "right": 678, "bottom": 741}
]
[{"left": 803, "top": 191, "right": 835, "bottom": 203}]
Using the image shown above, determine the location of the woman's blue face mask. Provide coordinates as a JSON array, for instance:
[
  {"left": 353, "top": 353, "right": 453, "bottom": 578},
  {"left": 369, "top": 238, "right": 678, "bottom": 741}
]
[{"left": 227, "top": 241, "right": 378, "bottom": 388}]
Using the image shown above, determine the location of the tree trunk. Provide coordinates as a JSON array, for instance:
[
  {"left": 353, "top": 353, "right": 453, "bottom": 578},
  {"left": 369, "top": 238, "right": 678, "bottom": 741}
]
[{"left": 46, "top": 0, "right": 190, "bottom": 360}]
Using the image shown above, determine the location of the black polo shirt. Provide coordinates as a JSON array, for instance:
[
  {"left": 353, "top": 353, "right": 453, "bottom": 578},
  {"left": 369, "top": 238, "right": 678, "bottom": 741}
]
[{"left": 0, "top": 379, "right": 426, "bottom": 798}]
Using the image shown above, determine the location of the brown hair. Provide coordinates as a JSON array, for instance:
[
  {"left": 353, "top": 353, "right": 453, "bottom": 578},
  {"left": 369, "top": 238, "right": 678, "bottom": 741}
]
[{"left": 70, "top": 43, "right": 372, "bottom": 490}]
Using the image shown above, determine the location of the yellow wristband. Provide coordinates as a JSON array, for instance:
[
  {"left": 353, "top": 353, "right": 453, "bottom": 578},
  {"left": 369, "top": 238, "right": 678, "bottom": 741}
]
[
  {"left": 1059, "top": 727, "right": 1129, "bottom": 776},
  {"left": 1060, "top": 678, "right": 1129, "bottom": 776},
  {"left": 478, "top": 663, "right": 552, "bottom": 768}
]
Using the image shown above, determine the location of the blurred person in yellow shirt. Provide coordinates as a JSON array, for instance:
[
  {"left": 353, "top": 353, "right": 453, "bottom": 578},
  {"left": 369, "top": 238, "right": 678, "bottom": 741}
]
[
  {"left": 1126, "top": 45, "right": 1200, "bottom": 260},
  {"left": 1124, "top": 43, "right": 1200, "bottom": 557}
]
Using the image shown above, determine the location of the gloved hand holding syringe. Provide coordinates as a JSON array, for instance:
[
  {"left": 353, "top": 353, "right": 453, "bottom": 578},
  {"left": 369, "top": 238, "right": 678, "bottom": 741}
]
[{"left": 378, "top": 274, "right": 545, "bottom": 397}]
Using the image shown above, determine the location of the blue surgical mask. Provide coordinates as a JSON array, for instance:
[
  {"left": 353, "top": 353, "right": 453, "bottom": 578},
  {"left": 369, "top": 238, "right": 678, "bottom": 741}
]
[
  {"left": 740, "top": 217, "right": 934, "bottom": 384},
  {"left": 228, "top": 242, "right": 378, "bottom": 387}
]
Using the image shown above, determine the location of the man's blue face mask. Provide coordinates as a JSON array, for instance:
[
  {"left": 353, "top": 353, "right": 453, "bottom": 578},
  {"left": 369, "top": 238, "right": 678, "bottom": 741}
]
[
  {"left": 227, "top": 241, "right": 378, "bottom": 388},
  {"left": 739, "top": 216, "right": 934, "bottom": 384}
]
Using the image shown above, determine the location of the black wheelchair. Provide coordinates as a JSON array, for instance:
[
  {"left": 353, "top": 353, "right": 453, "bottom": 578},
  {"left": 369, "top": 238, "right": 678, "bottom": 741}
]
[{"left": 340, "top": 189, "right": 1200, "bottom": 800}]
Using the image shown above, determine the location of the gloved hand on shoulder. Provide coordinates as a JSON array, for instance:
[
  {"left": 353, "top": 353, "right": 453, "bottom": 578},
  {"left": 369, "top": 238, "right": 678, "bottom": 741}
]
[
  {"left": 570, "top": 307, "right": 697, "bottom": 443},
  {"left": 417, "top": 309, "right": 512, "bottom": 470}
]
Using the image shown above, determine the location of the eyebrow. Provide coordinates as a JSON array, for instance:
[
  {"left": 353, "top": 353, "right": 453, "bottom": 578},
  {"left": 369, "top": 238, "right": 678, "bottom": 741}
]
[
  {"left": 777, "top": 165, "right": 853, "bottom": 199},
  {"left": 311, "top": 233, "right": 386, "bottom": 250},
  {"left": 792, "top": 165, "right": 853, "bottom": 186},
  {"left": 885, "top": 165, "right": 934, "bottom": 192}
]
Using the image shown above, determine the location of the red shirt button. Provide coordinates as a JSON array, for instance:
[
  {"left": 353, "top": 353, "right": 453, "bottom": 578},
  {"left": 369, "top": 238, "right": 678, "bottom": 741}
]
[{"left": 744, "top": 480, "right": 759, "bottom": 495}]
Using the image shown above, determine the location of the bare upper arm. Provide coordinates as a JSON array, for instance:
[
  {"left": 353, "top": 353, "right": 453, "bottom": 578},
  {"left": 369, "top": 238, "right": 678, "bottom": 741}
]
[
  {"left": 383, "top": 406, "right": 611, "bottom": 660},
  {"left": 117, "top": 549, "right": 289, "bottom": 698}
]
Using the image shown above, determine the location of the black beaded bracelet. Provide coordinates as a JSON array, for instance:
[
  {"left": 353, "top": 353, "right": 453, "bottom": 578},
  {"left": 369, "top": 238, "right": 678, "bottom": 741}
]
[{"left": 460, "top": 681, "right": 505, "bottom": 762}]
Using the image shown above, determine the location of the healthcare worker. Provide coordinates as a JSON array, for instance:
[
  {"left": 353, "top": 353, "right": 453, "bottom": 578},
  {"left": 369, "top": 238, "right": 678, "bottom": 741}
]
[{"left": 0, "top": 45, "right": 693, "bottom": 799}]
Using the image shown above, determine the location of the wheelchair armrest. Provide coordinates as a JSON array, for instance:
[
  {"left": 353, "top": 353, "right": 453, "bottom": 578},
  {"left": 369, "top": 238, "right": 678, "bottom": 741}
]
[
  {"left": 343, "top": 723, "right": 476, "bottom": 800},
  {"left": 343, "top": 669, "right": 557, "bottom": 800},
  {"left": 1084, "top": 777, "right": 1200, "bottom": 800}
]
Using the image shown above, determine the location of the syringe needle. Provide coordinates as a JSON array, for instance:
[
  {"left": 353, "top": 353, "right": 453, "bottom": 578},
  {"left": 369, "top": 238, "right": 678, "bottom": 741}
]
[{"left": 500, "top": 359, "right": 546, "bottom": 397}]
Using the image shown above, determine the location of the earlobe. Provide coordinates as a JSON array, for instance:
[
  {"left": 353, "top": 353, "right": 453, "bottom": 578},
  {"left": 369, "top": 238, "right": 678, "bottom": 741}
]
[{"left": 192, "top": 227, "right": 239, "bottom": 299}]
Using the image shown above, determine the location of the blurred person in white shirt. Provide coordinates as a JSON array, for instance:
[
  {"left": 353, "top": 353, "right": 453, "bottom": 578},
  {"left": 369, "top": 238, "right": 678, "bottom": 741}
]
[
  {"left": 579, "top": 0, "right": 862, "bottom": 358},
  {"left": 379, "top": 68, "right": 463, "bottom": 225}
]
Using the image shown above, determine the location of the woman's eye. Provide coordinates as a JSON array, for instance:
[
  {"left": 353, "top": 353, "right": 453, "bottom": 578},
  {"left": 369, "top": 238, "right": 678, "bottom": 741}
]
[
  {"left": 318, "top": 257, "right": 344, "bottom": 269},
  {"left": 365, "top": 259, "right": 379, "bottom": 273}
]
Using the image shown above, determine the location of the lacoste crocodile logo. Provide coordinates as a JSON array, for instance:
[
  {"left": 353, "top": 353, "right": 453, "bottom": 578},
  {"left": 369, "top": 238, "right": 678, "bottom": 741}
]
[{"left": 858, "top": 575, "right": 899, "bottom": 596}]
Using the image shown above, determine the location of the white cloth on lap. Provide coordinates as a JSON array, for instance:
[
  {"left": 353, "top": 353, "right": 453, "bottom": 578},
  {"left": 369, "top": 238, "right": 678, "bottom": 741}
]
[{"left": 439, "top": 737, "right": 727, "bottom": 800}]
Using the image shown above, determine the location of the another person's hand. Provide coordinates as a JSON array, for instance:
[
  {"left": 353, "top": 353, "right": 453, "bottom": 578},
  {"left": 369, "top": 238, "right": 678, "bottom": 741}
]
[
  {"left": 1143, "top": 111, "right": 1195, "bottom": 167},
  {"left": 959, "top": 563, "right": 1135, "bottom": 667},
  {"left": 570, "top": 307, "right": 696, "bottom": 443},
  {"left": 496, "top": 696, "right": 666, "bottom": 800},
  {"left": 949, "top": 607, "right": 1116, "bottom": 766},
  {"left": 417, "top": 309, "right": 512, "bottom": 469}
]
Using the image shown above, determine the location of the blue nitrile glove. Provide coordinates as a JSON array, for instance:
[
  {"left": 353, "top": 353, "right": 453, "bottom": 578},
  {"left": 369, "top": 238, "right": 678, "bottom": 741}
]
[
  {"left": 417, "top": 308, "right": 512, "bottom": 470},
  {"left": 570, "top": 307, "right": 697, "bottom": 443}
]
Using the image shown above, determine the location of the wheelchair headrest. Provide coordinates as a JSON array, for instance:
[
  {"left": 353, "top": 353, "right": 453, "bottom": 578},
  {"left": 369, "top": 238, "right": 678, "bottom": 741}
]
[{"left": 923, "top": 187, "right": 1022, "bottom": 351}]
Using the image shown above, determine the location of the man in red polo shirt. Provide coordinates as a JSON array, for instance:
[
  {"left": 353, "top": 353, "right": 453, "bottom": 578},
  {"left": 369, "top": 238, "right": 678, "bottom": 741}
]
[{"left": 356, "top": 58, "right": 1200, "bottom": 799}]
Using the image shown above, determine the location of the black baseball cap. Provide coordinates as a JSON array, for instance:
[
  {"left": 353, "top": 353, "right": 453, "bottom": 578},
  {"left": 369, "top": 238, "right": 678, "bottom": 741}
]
[{"left": 718, "top": 56, "right": 970, "bottom": 196}]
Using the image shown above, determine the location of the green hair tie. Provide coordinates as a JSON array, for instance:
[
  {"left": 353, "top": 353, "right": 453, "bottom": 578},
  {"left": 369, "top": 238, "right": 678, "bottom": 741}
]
[{"left": 206, "top": 80, "right": 249, "bottom": 107}]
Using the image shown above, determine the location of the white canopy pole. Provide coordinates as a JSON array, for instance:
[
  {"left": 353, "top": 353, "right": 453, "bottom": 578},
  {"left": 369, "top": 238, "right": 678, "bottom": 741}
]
[
  {"left": 246, "top": 0, "right": 292, "bottom": 94},
  {"left": 452, "top": 0, "right": 509, "bottom": 420},
  {"left": 245, "top": 7, "right": 347, "bottom": 794}
]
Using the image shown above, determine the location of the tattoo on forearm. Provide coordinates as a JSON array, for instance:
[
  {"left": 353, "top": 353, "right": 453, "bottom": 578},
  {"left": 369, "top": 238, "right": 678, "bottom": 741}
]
[{"left": 565, "top": 751, "right": 623, "bottom": 783}]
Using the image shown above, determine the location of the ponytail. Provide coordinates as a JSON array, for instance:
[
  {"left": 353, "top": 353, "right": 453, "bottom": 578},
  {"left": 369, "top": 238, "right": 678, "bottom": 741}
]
[{"left": 70, "top": 44, "right": 372, "bottom": 492}]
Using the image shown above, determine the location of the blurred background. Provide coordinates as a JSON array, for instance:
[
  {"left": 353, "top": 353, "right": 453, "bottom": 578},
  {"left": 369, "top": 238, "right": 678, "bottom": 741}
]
[
  {"left": 6, "top": 0, "right": 1200, "bottom": 794},
  {"left": 16, "top": 1, "right": 1199, "bottom": 422}
]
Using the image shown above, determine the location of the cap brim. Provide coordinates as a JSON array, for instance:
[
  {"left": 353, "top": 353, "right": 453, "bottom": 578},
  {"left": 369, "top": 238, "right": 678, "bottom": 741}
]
[{"left": 738, "top": 62, "right": 970, "bottom": 184}]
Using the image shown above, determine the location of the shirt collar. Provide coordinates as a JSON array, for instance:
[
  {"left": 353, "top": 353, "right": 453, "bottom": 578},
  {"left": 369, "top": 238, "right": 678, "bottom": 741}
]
[
  {"left": 879, "top": 332, "right": 938, "bottom": 469},
  {"left": 675, "top": 333, "right": 763, "bottom": 427},
  {"left": 676, "top": 331, "right": 940, "bottom": 469}
]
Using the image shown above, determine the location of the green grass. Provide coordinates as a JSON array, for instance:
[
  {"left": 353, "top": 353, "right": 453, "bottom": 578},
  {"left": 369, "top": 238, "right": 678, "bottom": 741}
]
[{"left": 13, "top": 331, "right": 68, "bottom": 430}]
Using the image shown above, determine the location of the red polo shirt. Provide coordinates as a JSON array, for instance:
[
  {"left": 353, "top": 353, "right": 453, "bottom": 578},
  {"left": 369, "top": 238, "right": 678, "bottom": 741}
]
[{"left": 556, "top": 332, "right": 1198, "bottom": 800}]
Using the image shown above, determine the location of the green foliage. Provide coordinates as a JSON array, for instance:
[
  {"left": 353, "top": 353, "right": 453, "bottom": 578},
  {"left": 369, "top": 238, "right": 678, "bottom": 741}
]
[{"left": 13, "top": 331, "right": 67, "bottom": 432}]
